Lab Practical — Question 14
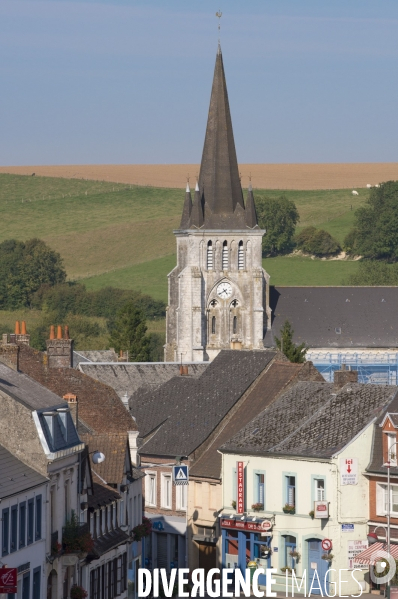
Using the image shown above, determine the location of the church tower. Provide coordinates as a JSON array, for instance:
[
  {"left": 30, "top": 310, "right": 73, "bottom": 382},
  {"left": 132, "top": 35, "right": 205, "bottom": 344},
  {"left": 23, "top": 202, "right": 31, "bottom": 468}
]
[{"left": 165, "top": 45, "right": 270, "bottom": 362}]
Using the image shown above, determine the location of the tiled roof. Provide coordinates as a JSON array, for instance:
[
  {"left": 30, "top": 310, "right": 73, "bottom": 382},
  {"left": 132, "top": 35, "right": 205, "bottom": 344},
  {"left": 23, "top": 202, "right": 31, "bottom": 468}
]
[
  {"left": 0, "top": 362, "right": 67, "bottom": 411},
  {"left": 18, "top": 344, "right": 137, "bottom": 434},
  {"left": 88, "top": 475, "right": 120, "bottom": 509},
  {"left": 190, "top": 361, "right": 322, "bottom": 479},
  {"left": 0, "top": 443, "right": 48, "bottom": 499},
  {"left": 222, "top": 382, "right": 397, "bottom": 458},
  {"left": 73, "top": 350, "right": 118, "bottom": 368},
  {"left": 83, "top": 433, "right": 130, "bottom": 485},
  {"left": 91, "top": 528, "right": 129, "bottom": 558},
  {"left": 133, "top": 350, "right": 276, "bottom": 457},
  {"left": 78, "top": 362, "right": 208, "bottom": 398},
  {"left": 264, "top": 286, "right": 398, "bottom": 348}
]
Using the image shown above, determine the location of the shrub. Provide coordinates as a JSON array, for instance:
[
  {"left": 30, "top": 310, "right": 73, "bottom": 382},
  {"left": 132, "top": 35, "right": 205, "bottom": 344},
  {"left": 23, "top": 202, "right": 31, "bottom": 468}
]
[
  {"left": 70, "top": 585, "right": 88, "bottom": 599},
  {"left": 295, "top": 227, "right": 341, "bottom": 256}
]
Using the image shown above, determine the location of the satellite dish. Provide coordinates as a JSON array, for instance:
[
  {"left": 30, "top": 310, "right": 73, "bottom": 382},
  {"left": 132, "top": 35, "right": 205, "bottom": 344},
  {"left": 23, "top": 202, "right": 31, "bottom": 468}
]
[{"left": 92, "top": 451, "right": 105, "bottom": 464}]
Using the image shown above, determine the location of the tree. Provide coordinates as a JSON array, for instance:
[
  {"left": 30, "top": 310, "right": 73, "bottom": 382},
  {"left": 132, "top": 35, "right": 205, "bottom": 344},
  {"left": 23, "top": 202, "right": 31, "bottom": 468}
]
[
  {"left": 255, "top": 195, "right": 299, "bottom": 256},
  {"left": 345, "top": 180, "right": 398, "bottom": 261},
  {"left": 295, "top": 227, "right": 341, "bottom": 256},
  {"left": 275, "top": 320, "right": 307, "bottom": 363},
  {"left": 108, "top": 301, "right": 151, "bottom": 361},
  {"left": 0, "top": 238, "right": 66, "bottom": 309}
]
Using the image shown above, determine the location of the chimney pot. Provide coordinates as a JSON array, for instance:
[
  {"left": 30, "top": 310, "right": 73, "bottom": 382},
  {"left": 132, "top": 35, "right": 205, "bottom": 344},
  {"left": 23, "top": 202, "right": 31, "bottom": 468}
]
[
  {"left": 50, "top": 325, "right": 55, "bottom": 340},
  {"left": 15, "top": 321, "right": 20, "bottom": 335},
  {"left": 64, "top": 325, "right": 70, "bottom": 340},
  {"left": 63, "top": 393, "right": 78, "bottom": 425},
  {"left": 57, "top": 325, "right": 62, "bottom": 340},
  {"left": 21, "top": 321, "right": 27, "bottom": 335},
  {"left": 180, "top": 365, "right": 189, "bottom": 375}
]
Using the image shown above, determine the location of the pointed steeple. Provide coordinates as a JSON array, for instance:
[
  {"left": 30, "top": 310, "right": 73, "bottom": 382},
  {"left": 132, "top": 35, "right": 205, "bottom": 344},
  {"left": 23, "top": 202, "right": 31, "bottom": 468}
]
[
  {"left": 245, "top": 179, "right": 258, "bottom": 228},
  {"left": 180, "top": 181, "right": 193, "bottom": 228},
  {"left": 190, "top": 179, "right": 204, "bottom": 228},
  {"left": 198, "top": 44, "right": 246, "bottom": 228}
]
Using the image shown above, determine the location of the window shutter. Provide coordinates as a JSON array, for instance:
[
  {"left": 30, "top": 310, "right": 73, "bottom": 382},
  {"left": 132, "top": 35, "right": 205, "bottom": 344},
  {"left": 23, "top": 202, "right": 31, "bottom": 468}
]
[{"left": 376, "top": 483, "right": 385, "bottom": 516}]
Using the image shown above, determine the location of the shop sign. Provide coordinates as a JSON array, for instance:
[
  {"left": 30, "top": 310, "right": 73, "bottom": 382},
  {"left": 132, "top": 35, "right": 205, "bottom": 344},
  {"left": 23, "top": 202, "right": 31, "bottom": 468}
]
[
  {"left": 152, "top": 521, "right": 164, "bottom": 531},
  {"left": 314, "top": 501, "right": 329, "bottom": 519},
  {"left": 347, "top": 540, "right": 368, "bottom": 569},
  {"left": 237, "top": 461, "right": 245, "bottom": 514},
  {"left": 221, "top": 518, "right": 271, "bottom": 532},
  {"left": 260, "top": 519, "right": 273, "bottom": 531},
  {"left": 340, "top": 458, "right": 358, "bottom": 485},
  {"left": 0, "top": 568, "right": 17, "bottom": 594}
]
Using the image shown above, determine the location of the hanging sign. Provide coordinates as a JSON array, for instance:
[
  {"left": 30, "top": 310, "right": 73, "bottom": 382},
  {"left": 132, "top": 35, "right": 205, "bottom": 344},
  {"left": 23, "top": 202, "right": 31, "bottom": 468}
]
[
  {"left": 260, "top": 519, "right": 273, "bottom": 531},
  {"left": 0, "top": 568, "right": 17, "bottom": 594},
  {"left": 321, "top": 538, "right": 333, "bottom": 551},
  {"left": 237, "top": 461, "right": 245, "bottom": 514},
  {"left": 314, "top": 501, "right": 329, "bottom": 519},
  {"left": 340, "top": 458, "right": 358, "bottom": 485}
]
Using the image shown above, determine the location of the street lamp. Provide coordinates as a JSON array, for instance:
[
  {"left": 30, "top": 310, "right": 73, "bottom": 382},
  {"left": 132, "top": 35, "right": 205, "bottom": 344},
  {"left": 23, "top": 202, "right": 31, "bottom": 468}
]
[
  {"left": 89, "top": 449, "right": 105, "bottom": 464},
  {"left": 367, "top": 526, "right": 388, "bottom": 545}
]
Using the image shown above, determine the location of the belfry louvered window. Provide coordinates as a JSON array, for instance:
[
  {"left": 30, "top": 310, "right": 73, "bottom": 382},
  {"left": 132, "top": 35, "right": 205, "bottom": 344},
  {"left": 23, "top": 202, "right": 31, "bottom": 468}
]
[
  {"left": 212, "top": 316, "right": 216, "bottom": 334},
  {"left": 207, "top": 241, "right": 213, "bottom": 270},
  {"left": 238, "top": 241, "right": 244, "bottom": 270},
  {"left": 222, "top": 241, "right": 228, "bottom": 270}
]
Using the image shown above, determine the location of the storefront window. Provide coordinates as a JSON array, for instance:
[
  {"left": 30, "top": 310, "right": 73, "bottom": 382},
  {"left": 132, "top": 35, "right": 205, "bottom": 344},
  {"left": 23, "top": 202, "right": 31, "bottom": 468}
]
[
  {"left": 225, "top": 530, "right": 239, "bottom": 569},
  {"left": 170, "top": 534, "right": 179, "bottom": 568},
  {"left": 284, "top": 535, "right": 296, "bottom": 569}
]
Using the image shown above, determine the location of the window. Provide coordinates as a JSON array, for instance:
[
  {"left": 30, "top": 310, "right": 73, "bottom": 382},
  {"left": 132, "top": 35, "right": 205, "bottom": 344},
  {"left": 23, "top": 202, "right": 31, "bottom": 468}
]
[
  {"left": 10, "top": 505, "right": 18, "bottom": 553},
  {"left": 22, "top": 572, "right": 30, "bottom": 599},
  {"left": 383, "top": 484, "right": 398, "bottom": 515},
  {"left": 19, "top": 502, "right": 26, "bottom": 548},
  {"left": 207, "top": 241, "right": 213, "bottom": 270},
  {"left": 64, "top": 481, "right": 70, "bottom": 523},
  {"left": 286, "top": 476, "right": 296, "bottom": 507},
  {"left": 50, "top": 486, "right": 55, "bottom": 534},
  {"left": 387, "top": 433, "right": 397, "bottom": 466},
  {"left": 256, "top": 473, "right": 265, "bottom": 505},
  {"left": 238, "top": 241, "right": 244, "bottom": 270},
  {"left": 284, "top": 535, "right": 297, "bottom": 569},
  {"left": 44, "top": 413, "right": 54, "bottom": 440},
  {"left": 194, "top": 482, "right": 202, "bottom": 508},
  {"left": 27, "top": 499, "right": 34, "bottom": 545},
  {"left": 146, "top": 473, "right": 157, "bottom": 507},
  {"left": 222, "top": 241, "right": 228, "bottom": 270},
  {"left": 2, "top": 507, "right": 9, "bottom": 556},
  {"left": 161, "top": 474, "right": 172, "bottom": 509},
  {"left": 58, "top": 410, "right": 68, "bottom": 441},
  {"left": 117, "top": 557, "right": 122, "bottom": 596},
  {"left": 176, "top": 485, "right": 187, "bottom": 511},
  {"left": 35, "top": 495, "right": 42, "bottom": 540},
  {"left": 122, "top": 553, "right": 127, "bottom": 592},
  {"left": 211, "top": 316, "right": 216, "bottom": 335},
  {"left": 93, "top": 512, "right": 97, "bottom": 539},
  {"left": 32, "top": 567, "right": 41, "bottom": 599},
  {"left": 315, "top": 479, "right": 325, "bottom": 501},
  {"left": 120, "top": 498, "right": 125, "bottom": 526},
  {"left": 233, "top": 316, "right": 237, "bottom": 335}
]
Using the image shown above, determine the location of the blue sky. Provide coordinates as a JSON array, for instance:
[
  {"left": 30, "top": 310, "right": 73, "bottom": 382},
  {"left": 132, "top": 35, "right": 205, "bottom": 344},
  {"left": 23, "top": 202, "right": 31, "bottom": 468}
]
[{"left": 2, "top": 0, "right": 398, "bottom": 165}]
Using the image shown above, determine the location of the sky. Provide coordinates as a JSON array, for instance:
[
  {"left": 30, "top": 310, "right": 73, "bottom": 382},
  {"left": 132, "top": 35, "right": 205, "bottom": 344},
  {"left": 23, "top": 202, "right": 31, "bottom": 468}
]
[{"left": 2, "top": 0, "right": 398, "bottom": 165}]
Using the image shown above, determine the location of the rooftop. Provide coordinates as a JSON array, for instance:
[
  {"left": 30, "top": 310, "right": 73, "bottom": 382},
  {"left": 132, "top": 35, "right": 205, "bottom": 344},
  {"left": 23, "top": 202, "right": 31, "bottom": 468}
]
[{"left": 0, "top": 443, "right": 48, "bottom": 499}]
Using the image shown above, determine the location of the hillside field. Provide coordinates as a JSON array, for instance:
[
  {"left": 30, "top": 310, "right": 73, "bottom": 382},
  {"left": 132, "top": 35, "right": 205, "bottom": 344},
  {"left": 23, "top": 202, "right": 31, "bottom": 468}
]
[{"left": 0, "top": 173, "right": 369, "bottom": 305}]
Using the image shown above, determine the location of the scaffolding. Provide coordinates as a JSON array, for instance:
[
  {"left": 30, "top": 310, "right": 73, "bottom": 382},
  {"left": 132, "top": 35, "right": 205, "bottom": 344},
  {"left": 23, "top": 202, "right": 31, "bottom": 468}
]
[{"left": 307, "top": 352, "right": 398, "bottom": 385}]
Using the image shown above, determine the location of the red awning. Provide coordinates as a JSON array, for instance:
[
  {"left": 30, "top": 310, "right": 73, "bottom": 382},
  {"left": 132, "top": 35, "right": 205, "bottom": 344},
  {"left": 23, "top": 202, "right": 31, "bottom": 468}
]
[{"left": 356, "top": 542, "right": 398, "bottom": 565}]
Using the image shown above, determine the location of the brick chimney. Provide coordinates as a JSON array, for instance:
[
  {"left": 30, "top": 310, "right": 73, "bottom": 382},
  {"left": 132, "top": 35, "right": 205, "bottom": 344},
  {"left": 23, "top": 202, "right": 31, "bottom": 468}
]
[
  {"left": 0, "top": 342, "right": 19, "bottom": 371},
  {"left": 334, "top": 364, "right": 358, "bottom": 389},
  {"left": 117, "top": 350, "right": 128, "bottom": 362},
  {"left": 63, "top": 393, "right": 78, "bottom": 426},
  {"left": 46, "top": 325, "right": 74, "bottom": 368},
  {"left": 14, "top": 320, "right": 30, "bottom": 346}
]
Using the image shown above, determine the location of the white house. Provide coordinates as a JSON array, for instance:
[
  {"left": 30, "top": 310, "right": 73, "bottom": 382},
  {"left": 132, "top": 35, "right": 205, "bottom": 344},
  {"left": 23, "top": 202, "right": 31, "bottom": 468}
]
[{"left": 219, "top": 377, "right": 398, "bottom": 595}]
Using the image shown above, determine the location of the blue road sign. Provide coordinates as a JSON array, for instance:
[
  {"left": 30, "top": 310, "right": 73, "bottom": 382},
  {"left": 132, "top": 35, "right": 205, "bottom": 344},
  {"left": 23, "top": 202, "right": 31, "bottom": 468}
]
[{"left": 172, "top": 464, "right": 189, "bottom": 485}]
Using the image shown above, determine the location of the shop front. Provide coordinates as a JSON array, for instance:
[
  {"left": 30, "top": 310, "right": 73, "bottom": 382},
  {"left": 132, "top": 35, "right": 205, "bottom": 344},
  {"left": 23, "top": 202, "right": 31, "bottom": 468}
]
[
  {"left": 143, "top": 513, "right": 186, "bottom": 572},
  {"left": 220, "top": 516, "right": 272, "bottom": 586}
]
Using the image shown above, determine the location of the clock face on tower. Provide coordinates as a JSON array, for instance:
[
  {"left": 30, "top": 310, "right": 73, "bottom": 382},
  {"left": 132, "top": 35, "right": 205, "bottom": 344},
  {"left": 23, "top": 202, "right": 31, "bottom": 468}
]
[{"left": 217, "top": 282, "right": 233, "bottom": 299}]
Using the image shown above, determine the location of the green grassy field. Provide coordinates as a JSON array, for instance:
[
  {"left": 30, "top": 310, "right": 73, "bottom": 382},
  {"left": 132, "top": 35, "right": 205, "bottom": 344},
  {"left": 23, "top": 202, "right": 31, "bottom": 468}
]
[{"left": 0, "top": 173, "right": 369, "bottom": 299}]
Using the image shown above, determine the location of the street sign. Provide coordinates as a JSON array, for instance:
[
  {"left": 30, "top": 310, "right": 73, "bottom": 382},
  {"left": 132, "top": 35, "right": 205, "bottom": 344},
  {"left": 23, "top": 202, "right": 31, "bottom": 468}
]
[
  {"left": 321, "top": 539, "right": 332, "bottom": 551},
  {"left": 340, "top": 458, "right": 358, "bottom": 485},
  {"left": 0, "top": 568, "right": 17, "bottom": 594},
  {"left": 342, "top": 523, "right": 355, "bottom": 533},
  {"left": 172, "top": 464, "right": 189, "bottom": 485},
  {"left": 347, "top": 540, "right": 368, "bottom": 569}
]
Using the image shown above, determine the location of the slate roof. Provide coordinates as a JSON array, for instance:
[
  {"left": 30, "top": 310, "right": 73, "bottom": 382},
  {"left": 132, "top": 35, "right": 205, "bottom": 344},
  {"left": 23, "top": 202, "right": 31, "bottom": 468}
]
[
  {"left": 221, "top": 382, "right": 398, "bottom": 459},
  {"left": 367, "top": 396, "right": 398, "bottom": 476},
  {"left": 0, "top": 362, "right": 68, "bottom": 411},
  {"left": 79, "top": 362, "right": 208, "bottom": 399},
  {"left": 264, "top": 286, "right": 398, "bottom": 348},
  {"left": 0, "top": 443, "right": 48, "bottom": 499},
  {"left": 190, "top": 362, "right": 305, "bottom": 479},
  {"left": 73, "top": 350, "right": 118, "bottom": 368},
  {"left": 132, "top": 350, "right": 276, "bottom": 457},
  {"left": 83, "top": 433, "right": 130, "bottom": 485},
  {"left": 91, "top": 528, "right": 130, "bottom": 558},
  {"left": 88, "top": 475, "right": 120, "bottom": 509}
]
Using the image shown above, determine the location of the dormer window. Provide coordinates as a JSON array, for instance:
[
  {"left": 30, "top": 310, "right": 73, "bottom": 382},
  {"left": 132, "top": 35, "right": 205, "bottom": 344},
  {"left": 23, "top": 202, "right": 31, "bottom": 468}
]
[
  {"left": 57, "top": 408, "right": 68, "bottom": 441},
  {"left": 387, "top": 432, "right": 397, "bottom": 466},
  {"left": 43, "top": 411, "right": 57, "bottom": 440}
]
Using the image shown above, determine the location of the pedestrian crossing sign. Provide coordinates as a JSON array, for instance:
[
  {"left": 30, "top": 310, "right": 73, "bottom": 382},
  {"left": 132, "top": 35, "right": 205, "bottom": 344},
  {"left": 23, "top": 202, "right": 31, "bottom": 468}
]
[{"left": 172, "top": 464, "right": 189, "bottom": 485}]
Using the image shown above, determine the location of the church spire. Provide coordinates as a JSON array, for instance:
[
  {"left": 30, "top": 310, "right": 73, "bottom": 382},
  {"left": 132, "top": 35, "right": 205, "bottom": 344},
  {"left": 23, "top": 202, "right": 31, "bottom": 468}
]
[
  {"left": 197, "top": 44, "right": 245, "bottom": 228},
  {"left": 245, "top": 177, "right": 258, "bottom": 228}
]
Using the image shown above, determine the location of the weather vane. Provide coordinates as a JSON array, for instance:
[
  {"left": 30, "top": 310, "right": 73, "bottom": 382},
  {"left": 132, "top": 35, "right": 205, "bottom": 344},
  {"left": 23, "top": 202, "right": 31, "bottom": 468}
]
[{"left": 216, "top": 10, "right": 222, "bottom": 42}]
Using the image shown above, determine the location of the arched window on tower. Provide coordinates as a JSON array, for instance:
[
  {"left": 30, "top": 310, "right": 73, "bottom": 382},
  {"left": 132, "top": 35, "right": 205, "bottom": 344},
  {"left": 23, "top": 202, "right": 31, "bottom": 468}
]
[
  {"left": 233, "top": 316, "right": 237, "bottom": 334},
  {"left": 207, "top": 241, "right": 213, "bottom": 270},
  {"left": 211, "top": 316, "right": 216, "bottom": 334},
  {"left": 222, "top": 241, "right": 228, "bottom": 270},
  {"left": 238, "top": 241, "right": 244, "bottom": 270}
]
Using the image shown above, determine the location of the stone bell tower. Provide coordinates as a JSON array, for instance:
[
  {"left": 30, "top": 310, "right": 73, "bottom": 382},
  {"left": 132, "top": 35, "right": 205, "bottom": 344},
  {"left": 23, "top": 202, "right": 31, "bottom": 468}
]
[{"left": 165, "top": 44, "right": 270, "bottom": 362}]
